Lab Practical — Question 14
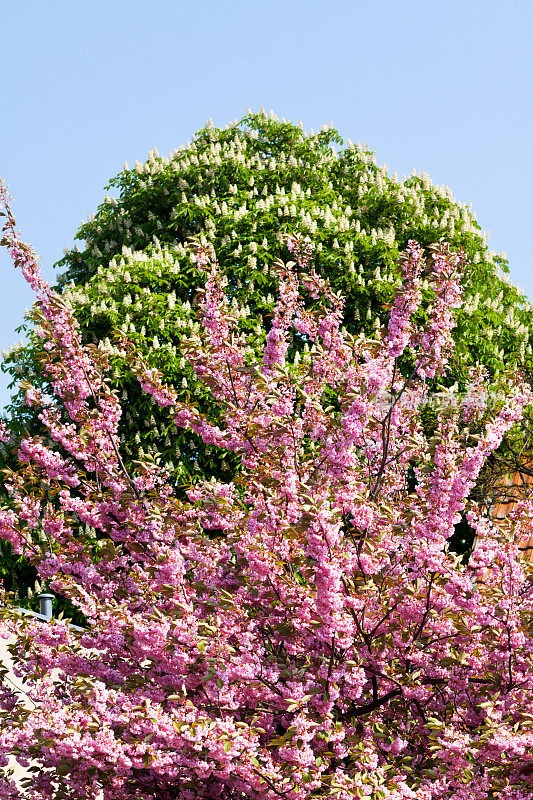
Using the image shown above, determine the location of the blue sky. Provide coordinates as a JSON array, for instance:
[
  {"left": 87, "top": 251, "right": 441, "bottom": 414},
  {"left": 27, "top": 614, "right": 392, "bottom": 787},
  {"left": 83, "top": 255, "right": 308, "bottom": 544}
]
[{"left": 1, "top": 0, "right": 531, "bottom": 409}]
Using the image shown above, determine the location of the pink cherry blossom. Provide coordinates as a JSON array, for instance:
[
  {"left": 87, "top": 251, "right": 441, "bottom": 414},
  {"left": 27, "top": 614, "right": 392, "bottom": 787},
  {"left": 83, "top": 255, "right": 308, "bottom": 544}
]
[{"left": 0, "top": 180, "right": 532, "bottom": 799}]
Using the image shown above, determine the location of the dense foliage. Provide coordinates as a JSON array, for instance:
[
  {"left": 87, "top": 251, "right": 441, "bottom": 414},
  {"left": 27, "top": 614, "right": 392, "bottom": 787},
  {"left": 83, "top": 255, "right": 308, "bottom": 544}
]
[
  {"left": 4, "top": 112, "right": 532, "bottom": 472},
  {"left": 1, "top": 187, "right": 532, "bottom": 800},
  {"left": 2, "top": 111, "right": 532, "bottom": 597}
]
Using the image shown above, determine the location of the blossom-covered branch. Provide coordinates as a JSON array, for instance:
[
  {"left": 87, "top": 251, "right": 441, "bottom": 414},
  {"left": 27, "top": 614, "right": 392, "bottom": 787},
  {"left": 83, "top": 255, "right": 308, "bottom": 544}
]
[{"left": 0, "top": 185, "right": 532, "bottom": 800}]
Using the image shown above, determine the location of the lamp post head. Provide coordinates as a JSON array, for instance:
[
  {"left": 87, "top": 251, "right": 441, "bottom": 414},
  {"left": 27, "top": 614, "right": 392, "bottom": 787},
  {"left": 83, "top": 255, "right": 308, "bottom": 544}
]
[{"left": 36, "top": 593, "right": 54, "bottom": 622}]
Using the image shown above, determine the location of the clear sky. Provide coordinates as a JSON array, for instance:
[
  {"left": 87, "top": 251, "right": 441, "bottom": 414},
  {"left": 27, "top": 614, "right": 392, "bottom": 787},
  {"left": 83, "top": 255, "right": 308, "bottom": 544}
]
[{"left": 1, "top": 0, "right": 531, "bottom": 410}]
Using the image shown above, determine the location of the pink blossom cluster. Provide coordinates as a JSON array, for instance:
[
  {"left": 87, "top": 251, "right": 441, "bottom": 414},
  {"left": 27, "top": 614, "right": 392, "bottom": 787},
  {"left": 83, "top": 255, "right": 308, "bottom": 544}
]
[
  {"left": 385, "top": 240, "right": 425, "bottom": 359},
  {"left": 0, "top": 183, "right": 532, "bottom": 800}
]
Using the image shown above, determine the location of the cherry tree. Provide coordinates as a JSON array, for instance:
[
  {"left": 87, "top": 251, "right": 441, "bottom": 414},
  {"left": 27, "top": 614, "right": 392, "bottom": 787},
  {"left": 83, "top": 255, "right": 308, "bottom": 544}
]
[{"left": 0, "top": 180, "right": 532, "bottom": 800}]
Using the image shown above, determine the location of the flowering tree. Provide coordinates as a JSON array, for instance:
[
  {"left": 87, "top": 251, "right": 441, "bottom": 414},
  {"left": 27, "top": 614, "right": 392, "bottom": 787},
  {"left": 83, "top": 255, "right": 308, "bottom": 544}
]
[
  {"left": 3, "top": 112, "right": 533, "bottom": 600},
  {"left": 1, "top": 183, "right": 533, "bottom": 800}
]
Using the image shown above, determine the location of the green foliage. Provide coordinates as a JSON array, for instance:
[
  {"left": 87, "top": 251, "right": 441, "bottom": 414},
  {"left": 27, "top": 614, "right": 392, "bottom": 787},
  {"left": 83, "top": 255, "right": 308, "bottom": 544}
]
[{"left": 1, "top": 110, "right": 531, "bottom": 596}]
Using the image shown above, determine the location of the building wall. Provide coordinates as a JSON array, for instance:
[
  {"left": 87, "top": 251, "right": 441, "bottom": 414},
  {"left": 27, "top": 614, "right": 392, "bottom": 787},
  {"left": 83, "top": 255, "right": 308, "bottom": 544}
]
[
  {"left": 492, "top": 469, "right": 533, "bottom": 563},
  {"left": 0, "top": 634, "right": 33, "bottom": 790}
]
